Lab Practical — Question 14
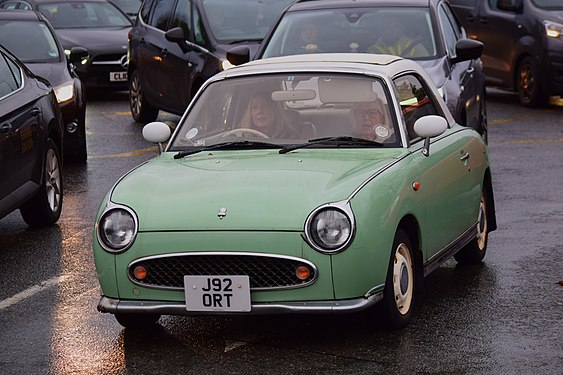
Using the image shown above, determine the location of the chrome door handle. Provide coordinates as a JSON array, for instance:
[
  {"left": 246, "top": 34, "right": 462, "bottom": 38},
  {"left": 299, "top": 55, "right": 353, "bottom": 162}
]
[
  {"left": 460, "top": 152, "right": 470, "bottom": 161},
  {"left": 31, "top": 108, "right": 41, "bottom": 117},
  {"left": 466, "top": 67, "right": 474, "bottom": 74}
]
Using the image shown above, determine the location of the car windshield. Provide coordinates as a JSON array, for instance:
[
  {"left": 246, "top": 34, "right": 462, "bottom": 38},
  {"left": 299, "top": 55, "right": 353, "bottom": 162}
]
[
  {"left": 202, "top": 0, "right": 293, "bottom": 42},
  {"left": 109, "top": 0, "right": 140, "bottom": 15},
  {"left": 262, "top": 7, "right": 437, "bottom": 59},
  {"left": 39, "top": 1, "right": 132, "bottom": 28},
  {"left": 169, "top": 73, "right": 402, "bottom": 151},
  {"left": 0, "top": 20, "right": 60, "bottom": 63},
  {"left": 532, "top": 0, "right": 563, "bottom": 9}
]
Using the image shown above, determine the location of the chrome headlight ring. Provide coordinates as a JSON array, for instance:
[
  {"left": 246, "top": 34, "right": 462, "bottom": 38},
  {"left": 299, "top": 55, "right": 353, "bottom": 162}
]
[
  {"left": 97, "top": 202, "right": 138, "bottom": 253},
  {"left": 304, "top": 200, "right": 355, "bottom": 254}
]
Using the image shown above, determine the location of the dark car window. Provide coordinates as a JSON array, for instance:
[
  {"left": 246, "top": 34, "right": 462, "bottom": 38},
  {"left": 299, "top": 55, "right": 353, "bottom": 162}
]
[
  {"left": 0, "top": 1, "right": 19, "bottom": 9},
  {"left": 170, "top": 0, "right": 192, "bottom": 38},
  {"left": 193, "top": 4, "right": 206, "bottom": 45},
  {"left": 438, "top": 4, "right": 461, "bottom": 57},
  {"left": 39, "top": 1, "right": 132, "bottom": 28},
  {"left": 0, "top": 20, "right": 61, "bottom": 63},
  {"left": 0, "top": 52, "right": 22, "bottom": 98},
  {"left": 393, "top": 74, "right": 440, "bottom": 141},
  {"left": 139, "top": 0, "right": 155, "bottom": 22},
  {"left": 148, "top": 0, "right": 175, "bottom": 31}
]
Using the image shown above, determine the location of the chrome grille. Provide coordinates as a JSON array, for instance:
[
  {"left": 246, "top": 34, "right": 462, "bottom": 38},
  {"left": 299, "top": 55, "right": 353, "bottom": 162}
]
[{"left": 129, "top": 253, "right": 317, "bottom": 291}]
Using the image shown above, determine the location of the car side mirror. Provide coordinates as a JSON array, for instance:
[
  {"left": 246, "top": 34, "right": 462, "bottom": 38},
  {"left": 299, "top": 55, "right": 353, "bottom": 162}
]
[
  {"left": 68, "top": 46, "right": 88, "bottom": 64},
  {"left": 226, "top": 45, "right": 251, "bottom": 66},
  {"left": 165, "top": 27, "right": 191, "bottom": 53},
  {"left": 143, "top": 122, "right": 171, "bottom": 154},
  {"left": 413, "top": 115, "right": 448, "bottom": 157},
  {"left": 497, "top": 0, "right": 523, "bottom": 12},
  {"left": 451, "top": 39, "right": 483, "bottom": 64}
]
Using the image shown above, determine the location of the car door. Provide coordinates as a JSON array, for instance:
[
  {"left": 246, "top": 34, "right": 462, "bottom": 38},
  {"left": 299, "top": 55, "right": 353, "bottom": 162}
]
[
  {"left": 139, "top": 0, "right": 176, "bottom": 106},
  {"left": 438, "top": 1, "right": 480, "bottom": 128},
  {"left": 0, "top": 51, "right": 42, "bottom": 200},
  {"left": 471, "top": 0, "right": 521, "bottom": 87},
  {"left": 395, "top": 74, "right": 481, "bottom": 260}
]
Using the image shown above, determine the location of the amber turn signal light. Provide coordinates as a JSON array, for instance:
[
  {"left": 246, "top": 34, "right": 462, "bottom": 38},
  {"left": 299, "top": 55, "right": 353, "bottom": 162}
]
[
  {"left": 295, "top": 265, "right": 311, "bottom": 280},
  {"left": 133, "top": 265, "right": 147, "bottom": 280}
]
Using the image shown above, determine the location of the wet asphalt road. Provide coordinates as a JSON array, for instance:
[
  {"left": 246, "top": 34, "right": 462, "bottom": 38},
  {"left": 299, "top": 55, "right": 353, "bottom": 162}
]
[{"left": 0, "top": 89, "right": 561, "bottom": 374}]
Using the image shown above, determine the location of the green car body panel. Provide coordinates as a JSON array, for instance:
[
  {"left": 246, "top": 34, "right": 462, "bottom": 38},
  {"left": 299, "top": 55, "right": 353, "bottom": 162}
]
[{"left": 94, "top": 124, "right": 489, "bottom": 304}]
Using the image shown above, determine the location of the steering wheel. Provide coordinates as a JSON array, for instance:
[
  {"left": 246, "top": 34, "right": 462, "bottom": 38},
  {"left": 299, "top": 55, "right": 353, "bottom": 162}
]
[{"left": 221, "top": 128, "right": 269, "bottom": 139}]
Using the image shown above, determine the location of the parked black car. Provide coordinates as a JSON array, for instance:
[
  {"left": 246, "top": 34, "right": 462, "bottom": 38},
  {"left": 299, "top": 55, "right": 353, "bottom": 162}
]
[
  {"left": 127, "top": 0, "right": 294, "bottom": 123},
  {"left": 228, "top": 0, "right": 488, "bottom": 141},
  {"left": 0, "top": 44, "right": 64, "bottom": 226},
  {"left": 0, "top": 10, "right": 88, "bottom": 162},
  {"left": 0, "top": 0, "right": 133, "bottom": 90},
  {"left": 450, "top": 0, "right": 563, "bottom": 107}
]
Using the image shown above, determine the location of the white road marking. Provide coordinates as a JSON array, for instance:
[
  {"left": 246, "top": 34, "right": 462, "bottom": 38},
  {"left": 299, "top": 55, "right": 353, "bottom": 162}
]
[
  {"left": 224, "top": 340, "right": 247, "bottom": 352},
  {"left": 0, "top": 275, "right": 70, "bottom": 311}
]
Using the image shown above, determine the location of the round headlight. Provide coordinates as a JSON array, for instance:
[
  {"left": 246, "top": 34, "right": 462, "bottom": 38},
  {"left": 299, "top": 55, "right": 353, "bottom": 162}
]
[
  {"left": 308, "top": 208, "right": 352, "bottom": 252},
  {"left": 98, "top": 207, "right": 137, "bottom": 252}
]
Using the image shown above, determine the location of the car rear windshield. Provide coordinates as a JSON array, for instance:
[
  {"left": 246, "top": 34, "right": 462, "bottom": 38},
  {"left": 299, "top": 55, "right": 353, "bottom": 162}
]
[
  {"left": 262, "top": 7, "right": 437, "bottom": 59},
  {"left": 169, "top": 73, "right": 402, "bottom": 150},
  {"left": 0, "top": 20, "right": 60, "bottom": 63},
  {"left": 39, "top": 1, "right": 133, "bottom": 28}
]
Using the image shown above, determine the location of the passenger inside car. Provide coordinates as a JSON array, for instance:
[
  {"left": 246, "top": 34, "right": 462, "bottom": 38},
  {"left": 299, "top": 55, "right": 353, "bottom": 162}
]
[
  {"left": 366, "top": 13, "right": 430, "bottom": 57},
  {"left": 238, "top": 91, "right": 297, "bottom": 138},
  {"left": 351, "top": 98, "right": 395, "bottom": 143}
]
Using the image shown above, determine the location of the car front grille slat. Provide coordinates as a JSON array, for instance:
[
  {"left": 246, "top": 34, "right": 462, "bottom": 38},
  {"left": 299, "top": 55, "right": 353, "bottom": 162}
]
[{"left": 129, "top": 254, "right": 317, "bottom": 291}]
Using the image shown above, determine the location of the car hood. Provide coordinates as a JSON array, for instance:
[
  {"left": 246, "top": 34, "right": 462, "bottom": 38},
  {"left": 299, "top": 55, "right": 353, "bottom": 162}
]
[
  {"left": 417, "top": 57, "right": 447, "bottom": 88},
  {"left": 110, "top": 149, "right": 405, "bottom": 231},
  {"left": 55, "top": 27, "right": 130, "bottom": 54},
  {"left": 24, "top": 61, "right": 70, "bottom": 88}
]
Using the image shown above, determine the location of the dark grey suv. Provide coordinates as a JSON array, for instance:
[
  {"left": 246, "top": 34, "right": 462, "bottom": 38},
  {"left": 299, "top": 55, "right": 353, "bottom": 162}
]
[
  {"left": 127, "top": 0, "right": 293, "bottom": 123},
  {"left": 450, "top": 0, "right": 563, "bottom": 107}
]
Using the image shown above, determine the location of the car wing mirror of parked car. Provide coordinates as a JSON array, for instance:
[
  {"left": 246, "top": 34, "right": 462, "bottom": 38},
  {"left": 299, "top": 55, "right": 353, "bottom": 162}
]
[
  {"left": 68, "top": 47, "right": 89, "bottom": 65},
  {"left": 165, "top": 27, "right": 209, "bottom": 54},
  {"left": 450, "top": 39, "right": 484, "bottom": 65},
  {"left": 143, "top": 122, "right": 171, "bottom": 154},
  {"left": 413, "top": 115, "right": 448, "bottom": 157},
  {"left": 497, "top": 0, "right": 523, "bottom": 12},
  {"left": 226, "top": 45, "right": 251, "bottom": 66}
]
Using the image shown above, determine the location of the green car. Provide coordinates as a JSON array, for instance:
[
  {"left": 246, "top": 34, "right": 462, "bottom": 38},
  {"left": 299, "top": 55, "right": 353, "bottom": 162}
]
[{"left": 94, "top": 54, "right": 496, "bottom": 329}]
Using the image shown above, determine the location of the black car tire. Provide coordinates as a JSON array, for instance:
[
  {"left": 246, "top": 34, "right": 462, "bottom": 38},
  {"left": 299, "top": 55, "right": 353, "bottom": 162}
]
[
  {"left": 115, "top": 313, "right": 161, "bottom": 328},
  {"left": 455, "top": 190, "right": 489, "bottom": 264},
  {"left": 517, "top": 57, "right": 545, "bottom": 107},
  {"left": 129, "top": 69, "right": 158, "bottom": 123},
  {"left": 20, "top": 138, "right": 63, "bottom": 227},
  {"left": 382, "top": 228, "right": 416, "bottom": 329}
]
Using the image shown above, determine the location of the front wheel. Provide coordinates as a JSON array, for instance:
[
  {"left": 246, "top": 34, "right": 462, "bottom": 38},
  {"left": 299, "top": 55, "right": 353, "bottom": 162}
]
[
  {"left": 20, "top": 138, "right": 63, "bottom": 226},
  {"left": 517, "top": 57, "right": 545, "bottom": 107},
  {"left": 129, "top": 69, "right": 158, "bottom": 123},
  {"left": 382, "top": 229, "right": 416, "bottom": 329},
  {"left": 455, "top": 191, "right": 489, "bottom": 264},
  {"left": 115, "top": 313, "right": 161, "bottom": 328}
]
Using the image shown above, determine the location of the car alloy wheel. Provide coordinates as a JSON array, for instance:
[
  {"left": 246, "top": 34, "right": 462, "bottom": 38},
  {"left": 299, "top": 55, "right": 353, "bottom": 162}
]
[
  {"left": 455, "top": 190, "right": 489, "bottom": 264},
  {"left": 20, "top": 138, "right": 63, "bottom": 226},
  {"left": 517, "top": 57, "right": 544, "bottom": 107},
  {"left": 129, "top": 70, "right": 158, "bottom": 123}
]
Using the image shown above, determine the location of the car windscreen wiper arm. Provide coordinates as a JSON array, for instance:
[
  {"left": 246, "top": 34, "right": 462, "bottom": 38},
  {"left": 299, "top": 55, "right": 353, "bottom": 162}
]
[
  {"left": 174, "top": 141, "right": 282, "bottom": 159},
  {"left": 279, "top": 136, "right": 383, "bottom": 154}
]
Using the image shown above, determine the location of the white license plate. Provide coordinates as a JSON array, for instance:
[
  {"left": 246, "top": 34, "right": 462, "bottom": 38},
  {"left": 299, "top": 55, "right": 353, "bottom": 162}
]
[
  {"left": 184, "top": 275, "right": 251, "bottom": 312},
  {"left": 109, "top": 71, "right": 127, "bottom": 82}
]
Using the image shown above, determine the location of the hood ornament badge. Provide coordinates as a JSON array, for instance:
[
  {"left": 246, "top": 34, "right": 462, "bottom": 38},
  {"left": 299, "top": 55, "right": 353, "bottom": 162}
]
[{"left": 218, "top": 207, "right": 227, "bottom": 220}]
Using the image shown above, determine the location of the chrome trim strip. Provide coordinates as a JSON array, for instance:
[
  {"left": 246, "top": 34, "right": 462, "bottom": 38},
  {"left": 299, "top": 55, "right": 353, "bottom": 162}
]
[
  {"left": 0, "top": 62, "right": 25, "bottom": 101},
  {"left": 127, "top": 252, "right": 319, "bottom": 291},
  {"left": 98, "top": 292, "right": 383, "bottom": 315},
  {"left": 423, "top": 222, "right": 478, "bottom": 277},
  {"left": 91, "top": 60, "right": 124, "bottom": 65}
]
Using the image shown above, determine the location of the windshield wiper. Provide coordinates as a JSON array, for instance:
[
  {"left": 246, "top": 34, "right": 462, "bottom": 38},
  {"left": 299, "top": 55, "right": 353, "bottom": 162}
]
[
  {"left": 228, "top": 38, "right": 262, "bottom": 45},
  {"left": 279, "top": 136, "right": 383, "bottom": 154},
  {"left": 174, "top": 140, "right": 282, "bottom": 159}
]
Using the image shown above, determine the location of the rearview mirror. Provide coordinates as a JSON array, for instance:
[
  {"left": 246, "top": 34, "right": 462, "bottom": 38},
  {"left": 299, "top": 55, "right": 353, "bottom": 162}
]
[
  {"left": 226, "top": 45, "right": 251, "bottom": 66},
  {"left": 413, "top": 115, "right": 448, "bottom": 157},
  {"left": 143, "top": 122, "right": 171, "bottom": 153},
  {"left": 451, "top": 39, "right": 484, "bottom": 64}
]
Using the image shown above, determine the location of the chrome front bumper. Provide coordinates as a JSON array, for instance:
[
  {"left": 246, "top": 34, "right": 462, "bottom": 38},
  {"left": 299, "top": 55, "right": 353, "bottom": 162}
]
[{"left": 98, "top": 292, "right": 383, "bottom": 316}]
